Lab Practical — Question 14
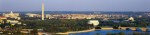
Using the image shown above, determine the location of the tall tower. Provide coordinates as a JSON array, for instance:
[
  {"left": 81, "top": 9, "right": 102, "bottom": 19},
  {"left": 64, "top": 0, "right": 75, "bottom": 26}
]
[{"left": 42, "top": 1, "right": 45, "bottom": 20}]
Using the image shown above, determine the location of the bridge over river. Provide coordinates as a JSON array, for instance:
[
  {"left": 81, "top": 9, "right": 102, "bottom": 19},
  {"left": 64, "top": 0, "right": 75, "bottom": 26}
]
[
  {"left": 100, "top": 27, "right": 150, "bottom": 31},
  {"left": 119, "top": 27, "right": 149, "bottom": 31}
]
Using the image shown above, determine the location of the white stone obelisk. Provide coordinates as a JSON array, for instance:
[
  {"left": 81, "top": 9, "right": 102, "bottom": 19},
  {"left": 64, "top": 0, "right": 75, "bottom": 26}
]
[{"left": 42, "top": 0, "right": 45, "bottom": 20}]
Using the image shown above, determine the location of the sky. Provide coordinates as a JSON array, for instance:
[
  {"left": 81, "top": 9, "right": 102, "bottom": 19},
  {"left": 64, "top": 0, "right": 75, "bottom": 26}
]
[{"left": 0, "top": 0, "right": 150, "bottom": 12}]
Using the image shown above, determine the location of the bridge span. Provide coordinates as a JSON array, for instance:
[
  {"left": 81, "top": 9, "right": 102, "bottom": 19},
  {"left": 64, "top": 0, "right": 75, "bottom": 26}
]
[{"left": 119, "top": 27, "right": 149, "bottom": 31}]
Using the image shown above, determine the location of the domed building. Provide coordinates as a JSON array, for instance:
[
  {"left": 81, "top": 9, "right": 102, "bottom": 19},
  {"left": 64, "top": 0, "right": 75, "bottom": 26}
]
[
  {"left": 88, "top": 20, "right": 99, "bottom": 27},
  {"left": 3, "top": 11, "right": 19, "bottom": 18},
  {"left": 3, "top": 11, "right": 20, "bottom": 20},
  {"left": 128, "top": 17, "right": 134, "bottom": 21}
]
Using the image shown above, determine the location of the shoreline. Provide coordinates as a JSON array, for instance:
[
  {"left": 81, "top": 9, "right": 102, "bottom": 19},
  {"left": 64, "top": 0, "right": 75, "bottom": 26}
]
[
  {"left": 55, "top": 28, "right": 95, "bottom": 35},
  {"left": 55, "top": 27, "right": 148, "bottom": 35},
  {"left": 55, "top": 28, "right": 115, "bottom": 35}
]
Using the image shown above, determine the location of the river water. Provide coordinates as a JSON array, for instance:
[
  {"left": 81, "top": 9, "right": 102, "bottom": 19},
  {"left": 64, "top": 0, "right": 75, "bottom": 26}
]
[{"left": 69, "top": 30, "right": 150, "bottom": 35}]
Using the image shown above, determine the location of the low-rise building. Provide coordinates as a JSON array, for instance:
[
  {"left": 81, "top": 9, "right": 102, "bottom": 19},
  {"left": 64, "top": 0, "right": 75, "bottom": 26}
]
[
  {"left": 0, "top": 16, "right": 7, "bottom": 23},
  {"left": 88, "top": 20, "right": 99, "bottom": 27},
  {"left": 26, "top": 13, "right": 41, "bottom": 17}
]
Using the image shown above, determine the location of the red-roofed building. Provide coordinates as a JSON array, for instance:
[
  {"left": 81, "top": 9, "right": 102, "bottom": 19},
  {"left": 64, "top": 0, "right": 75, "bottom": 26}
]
[
  {"left": 0, "top": 16, "right": 7, "bottom": 20},
  {"left": 0, "top": 16, "right": 7, "bottom": 23}
]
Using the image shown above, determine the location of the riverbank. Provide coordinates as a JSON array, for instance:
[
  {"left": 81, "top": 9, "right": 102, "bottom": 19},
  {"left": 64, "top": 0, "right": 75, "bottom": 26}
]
[
  {"left": 55, "top": 28, "right": 115, "bottom": 35},
  {"left": 55, "top": 28, "right": 95, "bottom": 35},
  {"left": 55, "top": 27, "right": 148, "bottom": 35}
]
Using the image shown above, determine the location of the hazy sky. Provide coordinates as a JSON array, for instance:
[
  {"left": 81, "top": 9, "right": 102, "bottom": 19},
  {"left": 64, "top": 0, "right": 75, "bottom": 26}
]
[{"left": 0, "top": 0, "right": 150, "bottom": 12}]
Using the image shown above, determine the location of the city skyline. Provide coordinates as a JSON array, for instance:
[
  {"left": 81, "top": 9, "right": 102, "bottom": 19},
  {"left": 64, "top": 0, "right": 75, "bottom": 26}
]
[
  {"left": 0, "top": 0, "right": 150, "bottom": 35},
  {"left": 0, "top": 0, "right": 150, "bottom": 12}
]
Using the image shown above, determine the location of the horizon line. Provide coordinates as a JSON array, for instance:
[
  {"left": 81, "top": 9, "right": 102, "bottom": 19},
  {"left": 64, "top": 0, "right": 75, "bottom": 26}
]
[{"left": 0, "top": 11, "right": 150, "bottom": 12}]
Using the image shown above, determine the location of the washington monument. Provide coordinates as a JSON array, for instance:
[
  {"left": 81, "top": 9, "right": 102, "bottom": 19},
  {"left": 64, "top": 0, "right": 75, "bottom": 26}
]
[{"left": 42, "top": 1, "right": 45, "bottom": 20}]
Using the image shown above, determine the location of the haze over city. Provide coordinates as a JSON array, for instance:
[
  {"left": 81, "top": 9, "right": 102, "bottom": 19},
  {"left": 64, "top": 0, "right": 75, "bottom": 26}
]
[
  {"left": 0, "top": 0, "right": 150, "bottom": 12},
  {"left": 1, "top": 0, "right": 150, "bottom": 35}
]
